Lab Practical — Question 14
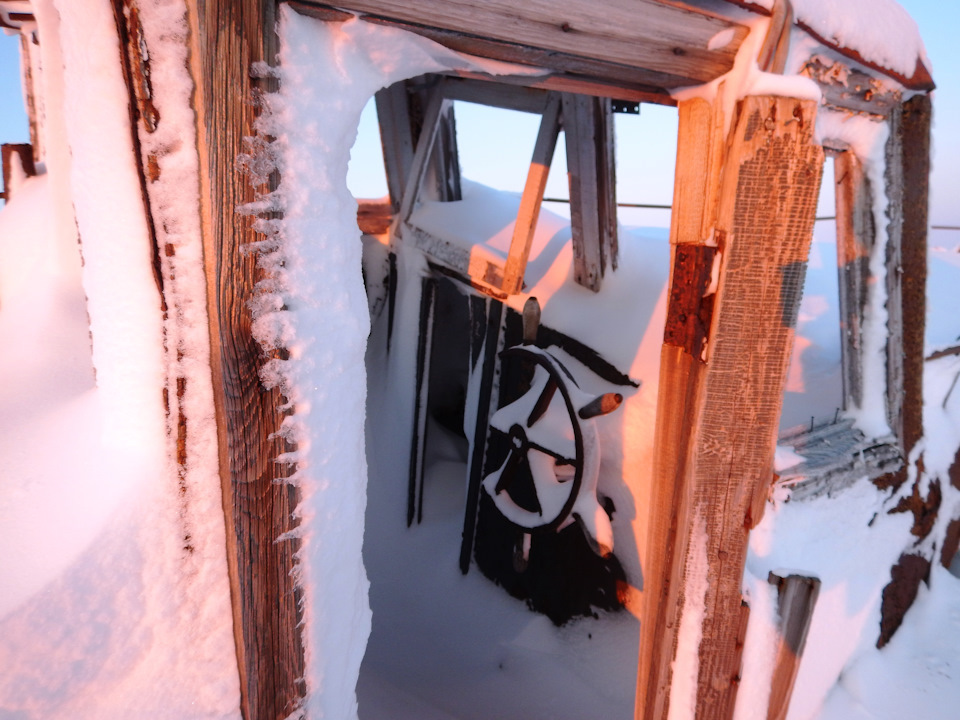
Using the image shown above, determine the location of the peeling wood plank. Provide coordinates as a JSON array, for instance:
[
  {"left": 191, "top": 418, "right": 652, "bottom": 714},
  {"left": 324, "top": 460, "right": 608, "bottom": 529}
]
[
  {"left": 502, "top": 93, "right": 561, "bottom": 295},
  {"left": 321, "top": 0, "right": 749, "bottom": 86},
  {"left": 438, "top": 76, "right": 548, "bottom": 115},
  {"left": 185, "top": 1, "right": 306, "bottom": 718}
]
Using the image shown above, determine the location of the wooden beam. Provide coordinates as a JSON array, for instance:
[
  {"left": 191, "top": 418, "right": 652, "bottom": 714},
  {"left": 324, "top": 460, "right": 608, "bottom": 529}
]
[
  {"left": 303, "top": 0, "right": 748, "bottom": 87},
  {"left": 563, "top": 93, "right": 617, "bottom": 292},
  {"left": 502, "top": 93, "right": 561, "bottom": 295},
  {"left": 357, "top": 199, "right": 393, "bottom": 235},
  {"left": 185, "top": 1, "right": 306, "bottom": 718},
  {"left": 801, "top": 57, "right": 901, "bottom": 117},
  {"left": 438, "top": 76, "right": 549, "bottom": 114},
  {"left": 639, "top": 95, "right": 823, "bottom": 720},
  {"left": 374, "top": 81, "right": 417, "bottom": 214},
  {"left": 833, "top": 150, "right": 874, "bottom": 413},
  {"left": 766, "top": 574, "right": 820, "bottom": 720}
]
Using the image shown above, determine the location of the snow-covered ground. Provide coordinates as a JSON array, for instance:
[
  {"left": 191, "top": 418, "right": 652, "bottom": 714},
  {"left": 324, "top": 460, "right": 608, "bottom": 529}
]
[{"left": 2, "top": 2, "right": 960, "bottom": 720}]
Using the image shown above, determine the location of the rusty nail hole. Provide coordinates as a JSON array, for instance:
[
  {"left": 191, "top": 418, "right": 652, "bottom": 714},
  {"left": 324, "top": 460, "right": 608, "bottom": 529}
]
[
  {"left": 561, "top": 21, "right": 572, "bottom": 32},
  {"left": 672, "top": 47, "right": 686, "bottom": 56}
]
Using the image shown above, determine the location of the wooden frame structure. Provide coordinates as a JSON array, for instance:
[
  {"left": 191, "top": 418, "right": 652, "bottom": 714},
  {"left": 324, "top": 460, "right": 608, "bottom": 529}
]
[{"left": 4, "top": 0, "right": 936, "bottom": 718}]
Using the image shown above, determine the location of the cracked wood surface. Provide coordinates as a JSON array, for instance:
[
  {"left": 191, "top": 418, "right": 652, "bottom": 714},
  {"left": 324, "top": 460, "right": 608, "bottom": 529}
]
[
  {"left": 186, "top": 1, "right": 306, "bottom": 718},
  {"left": 640, "top": 95, "right": 823, "bottom": 720}
]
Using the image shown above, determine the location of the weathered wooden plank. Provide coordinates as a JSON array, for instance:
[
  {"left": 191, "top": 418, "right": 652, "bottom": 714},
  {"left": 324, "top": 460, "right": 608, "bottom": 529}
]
[
  {"left": 323, "top": 0, "right": 748, "bottom": 86},
  {"left": 375, "top": 81, "right": 417, "bottom": 213},
  {"left": 19, "top": 33, "right": 41, "bottom": 161},
  {"left": 563, "top": 93, "right": 616, "bottom": 292},
  {"left": 502, "top": 93, "right": 561, "bottom": 295},
  {"left": 833, "top": 150, "right": 874, "bottom": 412},
  {"left": 460, "top": 297, "right": 505, "bottom": 572},
  {"left": 408, "top": 277, "right": 437, "bottom": 525},
  {"left": 438, "top": 76, "right": 548, "bottom": 115},
  {"left": 756, "top": 0, "right": 792, "bottom": 75},
  {"left": 766, "top": 574, "right": 820, "bottom": 720},
  {"left": 639, "top": 95, "right": 823, "bottom": 720},
  {"left": 185, "top": 1, "right": 306, "bottom": 718}
]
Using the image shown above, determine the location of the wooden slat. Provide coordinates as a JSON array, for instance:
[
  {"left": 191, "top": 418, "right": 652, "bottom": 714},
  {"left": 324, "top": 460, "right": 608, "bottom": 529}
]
[
  {"left": 766, "top": 574, "right": 820, "bottom": 720},
  {"left": 320, "top": 0, "right": 748, "bottom": 86},
  {"left": 801, "top": 57, "right": 901, "bottom": 117},
  {"left": 185, "top": 1, "right": 306, "bottom": 718},
  {"left": 375, "top": 81, "right": 417, "bottom": 213},
  {"left": 833, "top": 150, "right": 874, "bottom": 412},
  {"left": 502, "top": 93, "right": 561, "bottom": 295},
  {"left": 888, "top": 95, "right": 930, "bottom": 460},
  {"left": 639, "top": 95, "right": 823, "bottom": 720},
  {"left": 438, "top": 76, "right": 548, "bottom": 114},
  {"left": 408, "top": 277, "right": 437, "bottom": 525},
  {"left": 563, "top": 93, "right": 617, "bottom": 292}
]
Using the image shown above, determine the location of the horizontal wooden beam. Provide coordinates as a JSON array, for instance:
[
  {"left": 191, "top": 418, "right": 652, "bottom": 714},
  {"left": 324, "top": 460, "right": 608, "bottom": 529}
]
[{"left": 309, "top": 0, "right": 748, "bottom": 88}]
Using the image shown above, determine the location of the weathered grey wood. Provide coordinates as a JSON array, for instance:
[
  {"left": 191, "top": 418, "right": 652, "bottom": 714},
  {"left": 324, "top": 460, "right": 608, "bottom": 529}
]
[
  {"left": 375, "top": 81, "right": 417, "bottom": 213},
  {"left": 563, "top": 93, "right": 617, "bottom": 292},
  {"left": 408, "top": 277, "right": 437, "bottom": 525},
  {"left": 428, "top": 100, "right": 462, "bottom": 202},
  {"left": 886, "top": 95, "right": 930, "bottom": 463},
  {"left": 322, "top": 0, "right": 748, "bottom": 86},
  {"left": 833, "top": 150, "right": 874, "bottom": 413},
  {"left": 19, "top": 33, "right": 41, "bottom": 161},
  {"left": 438, "top": 76, "right": 548, "bottom": 115},
  {"left": 802, "top": 57, "right": 901, "bottom": 117},
  {"left": 398, "top": 91, "right": 450, "bottom": 225},
  {"left": 767, "top": 574, "right": 820, "bottom": 720},
  {"left": 640, "top": 96, "right": 823, "bottom": 720},
  {"left": 757, "top": 0, "right": 792, "bottom": 74},
  {"left": 502, "top": 93, "right": 561, "bottom": 295},
  {"left": 185, "top": 1, "right": 306, "bottom": 718},
  {"left": 775, "top": 419, "right": 901, "bottom": 500}
]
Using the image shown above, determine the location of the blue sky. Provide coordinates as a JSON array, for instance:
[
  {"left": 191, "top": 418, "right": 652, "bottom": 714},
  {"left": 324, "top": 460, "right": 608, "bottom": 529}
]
[{"left": 1, "top": 2, "right": 956, "bottom": 229}]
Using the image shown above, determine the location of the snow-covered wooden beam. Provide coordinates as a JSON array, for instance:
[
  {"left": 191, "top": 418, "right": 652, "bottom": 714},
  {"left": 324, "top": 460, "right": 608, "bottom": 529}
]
[
  {"left": 295, "top": 0, "right": 748, "bottom": 90},
  {"left": 639, "top": 94, "right": 823, "bottom": 720},
  {"left": 185, "top": 0, "right": 307, "bottom": 718}
]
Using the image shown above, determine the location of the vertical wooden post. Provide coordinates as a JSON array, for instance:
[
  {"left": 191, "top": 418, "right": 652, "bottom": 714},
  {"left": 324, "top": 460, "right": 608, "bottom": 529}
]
[
  {"left": 833, "top": 150, "right": 874, "bottom": 412},
  {"left": 638, "top": 95, "right": 823, "bottom": 720},
  {"left": 563, "top": 93, "right": 618, "bottom": 292},
  {"left": 766, "top": 574, "right": 820, "bottom": 720},
  {"left": 502, "top": 93, "right": 561, "bottom": 295},
  {"left": 186, "top": 1, "right": 306, "bottom": 718}
]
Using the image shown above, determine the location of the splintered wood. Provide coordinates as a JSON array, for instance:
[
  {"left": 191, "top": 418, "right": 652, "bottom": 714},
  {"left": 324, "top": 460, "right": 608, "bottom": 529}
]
[{"left": 639, "top": 95, "right": 823, "bottom": 720}]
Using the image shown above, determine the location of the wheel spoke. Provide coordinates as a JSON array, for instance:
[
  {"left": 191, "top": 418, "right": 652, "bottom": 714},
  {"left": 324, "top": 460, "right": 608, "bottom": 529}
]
[{"left": 526, "top": 376, "right": 558, "bottom": 427}]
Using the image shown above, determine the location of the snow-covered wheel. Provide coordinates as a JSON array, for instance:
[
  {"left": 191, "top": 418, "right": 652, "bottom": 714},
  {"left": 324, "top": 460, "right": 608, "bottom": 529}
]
[{"left": 481, "top": 302, "right": 623, "bottom": 563}]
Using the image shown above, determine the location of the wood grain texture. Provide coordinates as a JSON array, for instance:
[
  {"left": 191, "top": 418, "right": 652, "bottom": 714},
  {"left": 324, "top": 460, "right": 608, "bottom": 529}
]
[
  {"left": 1, "top": 143, "right": 35, "bottom": 201},
  {"left": 833, "top": 150, "right": 874, "bottom": 413},
  {"left": 185, "top": 1, "right": 306, "bottom": 718},
  {"left": 315, "top": 0, "right": 748, "bottom": 86},
  {"left": 639, "top": 96, "right": 823, "bottom": 720}
]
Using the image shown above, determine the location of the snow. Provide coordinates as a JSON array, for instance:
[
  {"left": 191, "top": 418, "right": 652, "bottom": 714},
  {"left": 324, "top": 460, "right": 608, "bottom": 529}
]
[{"left": 0, "top": 1, "right": 240, "bottom": 717}]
